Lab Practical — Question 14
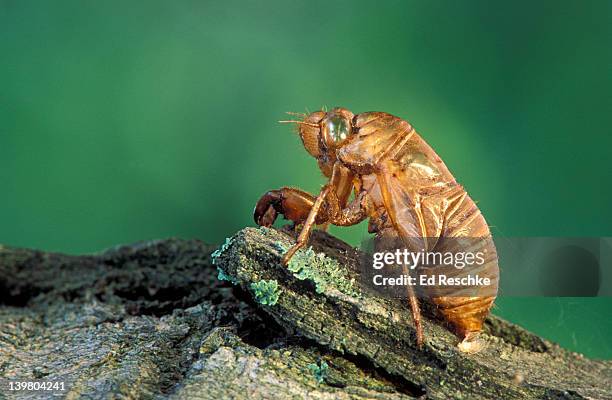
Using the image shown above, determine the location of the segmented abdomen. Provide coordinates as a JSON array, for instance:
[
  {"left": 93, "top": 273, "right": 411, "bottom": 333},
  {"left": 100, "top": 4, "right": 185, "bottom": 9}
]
[{"left": 429, "top": 184, "right": 498, "bottom": 337}]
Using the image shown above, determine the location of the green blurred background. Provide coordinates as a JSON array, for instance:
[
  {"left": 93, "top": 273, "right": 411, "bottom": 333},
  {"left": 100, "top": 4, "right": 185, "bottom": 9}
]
[{"left": 1, "top": 1, "right": 610, "bottom": 358}]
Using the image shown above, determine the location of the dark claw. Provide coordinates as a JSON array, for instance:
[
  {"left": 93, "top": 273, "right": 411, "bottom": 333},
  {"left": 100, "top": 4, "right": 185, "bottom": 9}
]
[
  {"left": 259, "top": 206, "right": 277, "bottom": 227},
  {"left": 254, "top": 190, "right": 282, "bottom": 226}
]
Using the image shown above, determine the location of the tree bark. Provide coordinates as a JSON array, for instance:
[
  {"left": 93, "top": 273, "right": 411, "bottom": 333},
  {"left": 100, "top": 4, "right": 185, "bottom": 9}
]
[
  {"left": 214, "top": 227, "right": 612, "bottom": 400},
  {"left": 0, "top": 229, "right": 610, "bottom": 399}
]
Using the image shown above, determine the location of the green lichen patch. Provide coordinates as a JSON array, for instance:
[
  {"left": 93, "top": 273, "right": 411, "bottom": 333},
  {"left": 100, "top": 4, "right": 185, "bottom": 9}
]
[
  {"left": 276, "top": 242, "right": 361, "bottom": 298},
  {"left": 211, "top": 236, "right": 234, "bottom": 265},
  {"left": 213, "top": 236, "right": 240, "bottom": 284},
  {"left": 307, "top": 360, "right": 329, "bottom": 384},
  {"left": 250, "top": 279, "right": 282, "bottom": 306},
  {"left": 217, "top": 267, "right": 238, "bottom": 285}
]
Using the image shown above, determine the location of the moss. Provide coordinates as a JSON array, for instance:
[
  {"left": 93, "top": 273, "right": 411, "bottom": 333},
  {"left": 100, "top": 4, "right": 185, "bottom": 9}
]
[
  {"left": 307, "top": 360, "right": 329, "bottom": 384},
  {"left": 276, "top": 242, "right": 361, "bottom": 298},
  {"left": 250, "top": 279, "right": 282, "bottom": 306}
]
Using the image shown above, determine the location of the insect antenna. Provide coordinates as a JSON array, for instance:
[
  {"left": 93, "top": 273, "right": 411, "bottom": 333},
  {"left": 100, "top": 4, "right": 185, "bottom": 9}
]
[
  {"left": 278, "top": 120, "right": 319, "bottom": 128},
  {"left": 285, "top": 111, "right": 307, "bottom": 117}
]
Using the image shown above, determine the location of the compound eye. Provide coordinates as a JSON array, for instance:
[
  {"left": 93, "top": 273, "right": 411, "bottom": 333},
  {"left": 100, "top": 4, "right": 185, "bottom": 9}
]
[{"left": 327, "top": 115, "right": 350, "bottom": 142}]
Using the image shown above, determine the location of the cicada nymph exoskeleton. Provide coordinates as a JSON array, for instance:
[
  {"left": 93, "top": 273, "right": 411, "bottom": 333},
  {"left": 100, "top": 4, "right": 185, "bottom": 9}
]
[{"left": 254, "top": 107, "right": 499, "bottom": 352}]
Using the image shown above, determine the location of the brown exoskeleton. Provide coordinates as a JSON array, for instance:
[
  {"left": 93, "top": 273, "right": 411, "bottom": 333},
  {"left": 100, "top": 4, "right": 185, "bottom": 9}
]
[{"left": 254, "top": 108, "right": 498, "bottom": 351}]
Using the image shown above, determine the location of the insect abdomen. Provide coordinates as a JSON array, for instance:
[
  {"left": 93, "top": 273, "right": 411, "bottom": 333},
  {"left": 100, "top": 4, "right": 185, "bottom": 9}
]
[
  {"left": 430, "top": 185, "right": 498, "bottom": 337},
  {"left": 433, "top": 296, "right": 496, "bottom": 337}
]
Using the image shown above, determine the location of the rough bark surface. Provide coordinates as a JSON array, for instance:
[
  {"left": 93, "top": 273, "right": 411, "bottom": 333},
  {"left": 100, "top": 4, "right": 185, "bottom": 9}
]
[{"left": 0, "top": 229, "right": 610, "bottom": 399}]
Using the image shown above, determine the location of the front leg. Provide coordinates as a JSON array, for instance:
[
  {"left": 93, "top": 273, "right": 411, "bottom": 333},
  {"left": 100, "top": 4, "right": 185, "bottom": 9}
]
[
  {"left": 254, "top": 187, "right": 324, "bottom": 227},
  {"left": 281, "top": 186, "right": 368, "bottom": 264},
  {"left": 281, "top": 185, "right": 331, "bottom": 264},
  {"left": 257, "top": 162, "right": 361, "bottom": 265}
]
